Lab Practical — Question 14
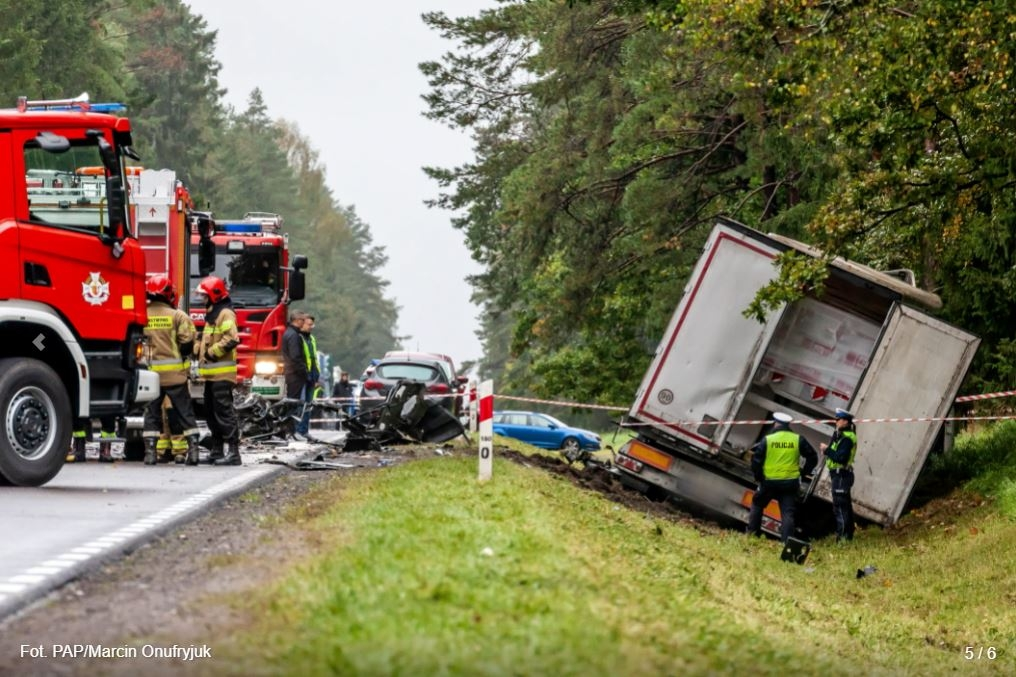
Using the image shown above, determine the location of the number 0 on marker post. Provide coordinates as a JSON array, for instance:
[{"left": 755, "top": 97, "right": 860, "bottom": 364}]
[{"left": 477, "top": 380, "right": 493, "bottom": 481}]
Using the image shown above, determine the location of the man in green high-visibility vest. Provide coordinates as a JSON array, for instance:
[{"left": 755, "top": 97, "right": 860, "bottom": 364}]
[
  {"left": 821, "top": 408, "right": 858, "bottom": 542},
  {"left": 746, "top": 412, "right": 818, "bottom": 542}
]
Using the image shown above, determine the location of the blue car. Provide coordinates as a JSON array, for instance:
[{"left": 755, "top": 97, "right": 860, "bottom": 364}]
[{"left": 492, "top": 410, "right": 601, "bottom": 455}]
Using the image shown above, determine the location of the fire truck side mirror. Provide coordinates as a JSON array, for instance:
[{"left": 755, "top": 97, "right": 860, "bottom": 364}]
[
  {"left": 289, "top": 269, "right": 306, "bottom": 302},
  {"left": 292, "top": 255, "right": 309, "bottom": 271},
  {"left": 198, "top": 238, "right": 215, "bottom": 276},
  {"left": 105, "top": 175, "right": 128, "bottom": 244},
  {"left": 190, "top": 211, "right": 216, "bottom": 275}
]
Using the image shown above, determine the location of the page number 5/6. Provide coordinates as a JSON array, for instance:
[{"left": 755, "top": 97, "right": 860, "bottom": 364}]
[{"left": 963, "top": 646, "right": 997, "bottom": 660}]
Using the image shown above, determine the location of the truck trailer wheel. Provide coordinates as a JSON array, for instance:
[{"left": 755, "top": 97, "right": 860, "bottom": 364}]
[{"left": 0, "top": 358, "right": 72, "bottom": 487}]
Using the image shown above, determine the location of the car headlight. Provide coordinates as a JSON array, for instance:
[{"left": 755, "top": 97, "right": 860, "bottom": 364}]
[{"left": 254, "top": 359, "right": 281, "bottom": 375}]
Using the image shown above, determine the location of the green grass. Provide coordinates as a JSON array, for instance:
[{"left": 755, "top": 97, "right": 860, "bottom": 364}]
[
  {"left": 921, "top": 419, "right": 1016, "bottom": 518},
  {"left": 192, "top": 429, "right": 1016, "bottom": 676}
]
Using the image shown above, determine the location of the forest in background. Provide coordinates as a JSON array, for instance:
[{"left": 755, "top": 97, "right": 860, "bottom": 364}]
[
  {"left": 0, "top": 0, "right": 399, "bottom": 376},
  {"left": 422, "top": 0, "right": 1016, "bottom": 408},
  {"left": 3, "top": 0, "right": 1015, "bottom": 410}
]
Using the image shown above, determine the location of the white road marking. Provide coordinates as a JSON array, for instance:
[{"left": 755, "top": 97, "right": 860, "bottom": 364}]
[{"left": 0, "top": 466, "right": 281, "bottom": 614}]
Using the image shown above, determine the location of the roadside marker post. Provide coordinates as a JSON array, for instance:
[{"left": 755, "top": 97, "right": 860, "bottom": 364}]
[
  {"left": 468, "top": 380, "right": 478, "bottom": 434},
  {"left": 478, "top": 380, "right": 493, "bottom": 481}
]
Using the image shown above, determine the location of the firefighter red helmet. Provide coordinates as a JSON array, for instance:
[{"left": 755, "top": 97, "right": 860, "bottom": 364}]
[
  {"left": 145, "top": 274, "right": 177, "bottom": 306},
  {"left": 196, "top": 276, "right": 229, "bottom": 303}
]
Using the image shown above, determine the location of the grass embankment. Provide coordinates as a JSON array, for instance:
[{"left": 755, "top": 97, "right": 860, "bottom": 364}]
[{"left": 205, "top": 426, "right": 1014, "bottom": 676}]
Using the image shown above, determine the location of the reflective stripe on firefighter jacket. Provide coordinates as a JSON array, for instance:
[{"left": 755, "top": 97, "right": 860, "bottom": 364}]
[
  {"left": 764, "top": 430, "right": 803, "bottom": 480},
  {"left": 197, "top": 305, "right": 239, "bottom": 383},
  {"left": 826, "top": 430, "right": 857, "bottom": 471},
  {"left": 144, "top": 301, "right": 196, "bottom": 387}
]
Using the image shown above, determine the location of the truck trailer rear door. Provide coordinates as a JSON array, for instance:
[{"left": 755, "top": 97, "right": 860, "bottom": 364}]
[
  {"left": 843, "top": 304, "right": 979, "bottom": 524},
  {"left": 631, "top": 222, "right": 786, "bottom": 451}
]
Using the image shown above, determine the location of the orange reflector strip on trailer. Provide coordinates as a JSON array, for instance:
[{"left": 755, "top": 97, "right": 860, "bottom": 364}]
[
  {"left": 626, "top": 440, "right": 673, "bottom": 472},
  {"left": 740, "top": 490, "right": 782, "bottom": 520}
]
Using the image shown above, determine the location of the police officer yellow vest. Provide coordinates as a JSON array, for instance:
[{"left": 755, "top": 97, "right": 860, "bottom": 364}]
[
  {"left": 764, "top": 430, "right": 802, "bottom": 480},
  {"left": 826, "top": 430, "right": 857, "bottom": 470}
]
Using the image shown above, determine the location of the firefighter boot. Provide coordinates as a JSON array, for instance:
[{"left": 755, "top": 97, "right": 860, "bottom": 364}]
[
  {"left": 203, "top": 441, "right": 224, "bottom": 465},
  {"left": 98, "top": 440, "right": 114, "bottom": 463},
  {"left": 184, "top": 434, "right": 200, "bottom": 466},
  {"left": 67, "top": 436, "right": 87, "bottom": 463},
  {"left": 143, "top": 438, "right": 158, "bottom": 466},
  {"left": 214, "top": 441, "right": 242, "bottom": 466}
]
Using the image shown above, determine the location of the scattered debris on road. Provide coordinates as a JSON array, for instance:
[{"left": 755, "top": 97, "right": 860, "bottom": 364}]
[{"left": 234, "top": 380, "right": 466, "bottom": 453}]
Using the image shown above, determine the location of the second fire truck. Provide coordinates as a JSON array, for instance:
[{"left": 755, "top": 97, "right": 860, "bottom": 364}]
[{"left": 188, "top": 212, "right": 307, "bottom": 400}]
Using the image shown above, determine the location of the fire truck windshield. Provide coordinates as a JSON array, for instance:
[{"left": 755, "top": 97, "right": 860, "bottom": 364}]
[
  {"left": 189, "top": 247, "right": 281, "bottom": 308},
  {"left": 24, "top": 142, "right": 132, "bottom": 236}
]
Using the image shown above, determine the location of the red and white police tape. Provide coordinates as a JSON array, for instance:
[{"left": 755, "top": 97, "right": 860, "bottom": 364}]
[
  {"left": 308, "top": 384, "right": 1016, "bottom": 429},
  {"left": 492, "top": 389, "right": 1016, "bottom": 426}
]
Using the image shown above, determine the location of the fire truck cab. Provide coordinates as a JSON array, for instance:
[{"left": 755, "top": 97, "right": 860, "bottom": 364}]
[
  {"left": 0, "top": 94, "right": 159, "bottom": 486},
  {"left": 188, "top": 212, "right": 307, "bottom": 399}
]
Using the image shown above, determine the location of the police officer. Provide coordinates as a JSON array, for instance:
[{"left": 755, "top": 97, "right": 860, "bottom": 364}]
[
  {"left": 194, "top": 276, "right": 242, "bottom": 466},
  {"left": 746, "top": 412, "right": 818, "bottom": 542},
  {"left": 821, "top": 407, "right": 857, "bottom": 542},
  {"left": 332, "top": 371, "right": 356, "bottom": 416},
  {"left": 282, "top": 309, "right": 309, "bottom": 402},
  {"left": 142, "top": 274, "right": 201, "bottom": 466},
  {"left": 298, "top": 314, "right": 321, "bottom": 434}
]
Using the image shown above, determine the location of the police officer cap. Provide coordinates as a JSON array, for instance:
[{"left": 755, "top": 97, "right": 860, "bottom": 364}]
[
  {"left": 773, "top": 412, "right": 793, "bottom": 424},
  {"left": 835, "top": 408, "right": 854, "bottom": 420}
]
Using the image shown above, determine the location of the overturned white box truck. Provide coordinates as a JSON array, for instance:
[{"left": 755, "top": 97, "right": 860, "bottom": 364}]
[{"left": 613, "top": 218, "right": 979, "bottom": 535}]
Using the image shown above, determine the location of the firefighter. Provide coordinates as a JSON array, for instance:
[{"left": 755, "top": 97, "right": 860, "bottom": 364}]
[
  {"left": 66, "top": 416, "right": 117, "bottom": 463},
  {"left": 142, "top": 274, "right": 201, "bottom": 466},
  {"left": 746, "top": 412, "right": 818, "bottom": 542},
  {"left": 157, "top": 398, "right": 189, "bottom": 464},
  {"left": 821, "top": 408, "right": 857, "bottom": 542},
  {"left": 194, "top": 276, "right": 242, "bottom": 466}
]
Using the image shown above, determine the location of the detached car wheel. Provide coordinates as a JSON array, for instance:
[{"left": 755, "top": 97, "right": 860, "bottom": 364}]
[{"left": 0, "top": 358, "right": 72, "bottom": 486}]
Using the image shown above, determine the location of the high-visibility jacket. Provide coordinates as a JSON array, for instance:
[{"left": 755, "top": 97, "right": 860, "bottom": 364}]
[
  {"left": 764, "top": 430, "right": 803, "bottom": 480},
  {"left": 144, "top": 300, "right": 196, "bottom": 387},
  {"left": 826, "top": 430, "right": 857, "bottom": 470},
  {"left": 302, "top": 332, "right": 320, "bottom": 382},
  {"left": 196, "top": 302, "right": 239, "bottom": 383}
]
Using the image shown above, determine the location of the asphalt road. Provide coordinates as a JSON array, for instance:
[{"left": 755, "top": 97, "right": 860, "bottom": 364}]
[{"left": 0, "top": 435, "right": 337, "bottom": 620}]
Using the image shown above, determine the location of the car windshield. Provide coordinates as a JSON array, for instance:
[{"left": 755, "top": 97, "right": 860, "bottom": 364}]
[{"left": 376, "top": 363, "right": 439, "bottom": 381}]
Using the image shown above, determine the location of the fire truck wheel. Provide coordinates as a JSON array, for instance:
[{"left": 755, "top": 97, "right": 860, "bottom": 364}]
[{"left": 0, "top": 358, "right": 72, "bottom": 487}]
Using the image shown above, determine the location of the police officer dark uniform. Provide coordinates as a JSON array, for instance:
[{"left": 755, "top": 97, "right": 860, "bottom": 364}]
[
  {"left": 142, "top": 274, "right": 201, "bottom": 466},
  {"left": 194, "top": 276, "right": 242, "bottom": 466},
  {"left": 282, "top": 309, "right": 310, "bottom": 403},
  {"left": 821, "top": 407, "right": 857, "bottom": 541},
  {"left": 746, "top": 412, "right": 818, "bottom": 542}
]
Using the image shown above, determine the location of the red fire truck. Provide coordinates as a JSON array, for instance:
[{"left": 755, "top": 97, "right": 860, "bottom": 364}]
[
  {"left": 0, "top": 94, "right": 160, "bottom": 486},
  {"left": 129, "top": 167, "right": 193, "bottom": 304},
  {"left": 187, "top": 212, "right": 307, "bottom": 399}
]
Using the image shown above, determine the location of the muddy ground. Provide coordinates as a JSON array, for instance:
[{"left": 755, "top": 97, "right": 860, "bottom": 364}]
[{"left": 0, "top": 444, "right": 710, "bottom": 676}]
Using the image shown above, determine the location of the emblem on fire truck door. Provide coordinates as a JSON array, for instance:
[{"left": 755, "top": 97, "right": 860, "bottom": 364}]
[{"left": 81, "top": 272, "right": 111, "bottom": 306}]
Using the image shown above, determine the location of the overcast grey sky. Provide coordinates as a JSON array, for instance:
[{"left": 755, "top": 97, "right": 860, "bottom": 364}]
[{"left": 184, "top": 1, "right": 494, "bottom": 369}]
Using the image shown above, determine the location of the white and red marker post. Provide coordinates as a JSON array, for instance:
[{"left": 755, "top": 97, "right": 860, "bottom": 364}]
[
  {"left": 477, "top": 380, "right": 493, "bottom": 481},
  {"left": 468, "top": 380, "right": 478, "bottom": 434}
]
